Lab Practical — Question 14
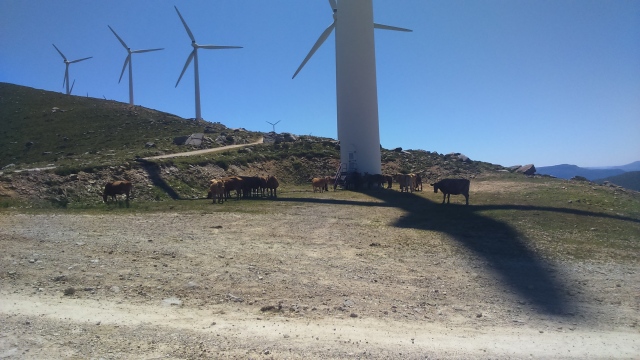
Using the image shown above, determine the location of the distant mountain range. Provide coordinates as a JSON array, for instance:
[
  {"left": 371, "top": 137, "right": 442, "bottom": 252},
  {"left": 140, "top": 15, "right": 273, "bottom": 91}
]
[{"left": 537, "top": 161, "right": 640, "bottom": 181}]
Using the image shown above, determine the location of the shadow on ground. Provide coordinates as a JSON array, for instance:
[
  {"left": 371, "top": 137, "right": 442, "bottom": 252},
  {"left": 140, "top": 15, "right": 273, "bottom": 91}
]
[
  {"left": 137, "top": 159, "right": 181, "bottom": 200},
  {"left": 275, "top": 190, "right": 638, "bottom": 317}
]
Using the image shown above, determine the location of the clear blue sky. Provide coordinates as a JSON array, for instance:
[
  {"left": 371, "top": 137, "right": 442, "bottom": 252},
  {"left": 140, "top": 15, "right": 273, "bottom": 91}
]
[{"left": 1, "top": 1, "right": 638, "bottom": 167}]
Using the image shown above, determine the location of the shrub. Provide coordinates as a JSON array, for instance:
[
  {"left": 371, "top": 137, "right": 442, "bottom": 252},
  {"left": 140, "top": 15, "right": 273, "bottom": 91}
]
[{"left": 215, "top": 159, "right": 229, "bottom": 171}]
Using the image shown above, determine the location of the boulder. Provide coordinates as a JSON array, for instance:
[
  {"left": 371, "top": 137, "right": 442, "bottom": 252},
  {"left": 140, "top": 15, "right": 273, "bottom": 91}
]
[{"left": 516, "top": 164, "right": 536, "bottom": 175}]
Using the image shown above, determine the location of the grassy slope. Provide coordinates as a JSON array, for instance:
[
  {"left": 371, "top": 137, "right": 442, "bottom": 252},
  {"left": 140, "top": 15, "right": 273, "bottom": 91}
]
[{"left": 0, "top": 82, "right": 260, "bottom": 170}]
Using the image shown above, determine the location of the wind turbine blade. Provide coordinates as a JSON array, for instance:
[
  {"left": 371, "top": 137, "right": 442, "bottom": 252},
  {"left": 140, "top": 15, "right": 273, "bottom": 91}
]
[
  {"left": 174, "top": 6, "right": 196, "bottom": 42},
  {"left": 70, "top": 56, "right": 93, "bottom": 64},
  {"left": 52, "top": 44, "right": 67, "bottom": 61},
  {"left": 328, "top": 0, "right": 337, "bottom": 11},
  {"left": 175, "top": 50, "right": 195, "bottom": 87},
  {"left": 275, "top": 120, "right": 281, "bottom": 125},
  {"left": 131, "top": 48, "right": 164, "bottom": 54},
  {"left": 108, "top": 25, "right": 129, "bottom": 50},
  {"left": 63, "top": 67, "right": 68, "bottom": 88},
  {"left": 70, "top": 79, "right": 75, "bottom": 94},
  {"left": 292, "top": 22, "right": 335, "bottom": 79},
  {"left": 198, "top": 45, "right": 242, "bottom": 50},
  {"left": 119, "top": 55, "right": 130, "bottom": 84},
  {"left": 373, "top": 23, "right": 412, "bottom": 32}
]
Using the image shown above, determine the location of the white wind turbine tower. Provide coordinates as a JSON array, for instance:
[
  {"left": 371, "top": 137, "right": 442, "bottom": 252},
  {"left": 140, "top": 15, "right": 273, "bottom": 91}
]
[
  {"left": 174, "top": 5, "right": 242, "bottom": 121},
  {"left": 293, "top": 0, "right": 411, "bottom": 175},
  {"left": 108, "top": 25, "right": 164, "bottom": 106},
  {"left": 52, "top": 44, "right": 92, "bottom": 95}
]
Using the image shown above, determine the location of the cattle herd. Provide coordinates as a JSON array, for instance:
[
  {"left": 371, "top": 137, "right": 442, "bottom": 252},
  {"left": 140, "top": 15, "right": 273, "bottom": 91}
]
[
  {"left": 102, "top": 173, "right": 470, "bottom": 205},
  {"left": 207, "top": 175, "right": 280, "bottom": 203}
]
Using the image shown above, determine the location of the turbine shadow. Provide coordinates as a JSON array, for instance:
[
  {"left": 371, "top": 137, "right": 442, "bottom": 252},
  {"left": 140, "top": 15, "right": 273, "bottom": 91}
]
[
  {"left": 136, "top": 159, "right": 181, "bottom": 200},
  {"left": 274, "top": 189, "right": 639, "bottom": 317}
]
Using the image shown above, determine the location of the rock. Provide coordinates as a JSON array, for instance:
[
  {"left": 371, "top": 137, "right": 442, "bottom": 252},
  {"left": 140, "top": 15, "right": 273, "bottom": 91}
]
[
  {"left": 344, "top": 299, "right": 355, "bottom": 307},
  {"left": 110, "top": 286, "right": 120, "bottom": 293},
  {"left": 52, "top": 275, "right": 67, "bottom": 282},
  {"left": 227, "top": 293, "right": 244, "bottom": 302},
  {"left": 186, "top": 281, "right": 200, "bottom": 288},
  {"left": 350, "top": 313, "right": 358, "bottom": 318},
  {"left": 63, "top": 287, "right": 76, "bottom": 296},
  {"left": 516, "top": 164, "right": 536, "bottom": 175},
  {"left": 145, "top": 142, "right": 156, "bottom": 148},
  {"left": 162, "top": 297, "right": 182, "bottom": 306}
]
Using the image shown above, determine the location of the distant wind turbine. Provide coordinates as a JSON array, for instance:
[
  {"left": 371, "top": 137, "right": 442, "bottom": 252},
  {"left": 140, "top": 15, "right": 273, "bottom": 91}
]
[
  {"left": 266, "top": 120, "right": 281, "bottom": 132},
  {"left": 174, "top": 5, "right": 242, "bottom": 120},
  {"left": 108, "top": 25, "right": 164, "bottom": 106},
  {"left": 52, "top": 44, "right": 92, "bottom": 95},
  {"left": 292, "top": 0, "right": 411, "bottom": 175}
]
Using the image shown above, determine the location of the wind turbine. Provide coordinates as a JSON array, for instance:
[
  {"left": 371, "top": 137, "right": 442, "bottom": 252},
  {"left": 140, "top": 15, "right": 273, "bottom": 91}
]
[
  {"left": 108, "top": 25, "right": 164, "bottom": 106},
  {"left": 52, "top": 44, "right": 92, "bottom": 95},
  {"left": 174, "top": 5, "right": 242, "bottom": 121},
  {"left": 293, "top": 0, "right": 411, "bottom": 175},
  {"left": 266, "top": 120, "right": 281, "bottom": 132}
]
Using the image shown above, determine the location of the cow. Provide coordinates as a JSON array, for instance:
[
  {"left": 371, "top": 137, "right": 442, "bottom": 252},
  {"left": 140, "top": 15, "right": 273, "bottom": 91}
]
[
  {"left": 266, "top": 175, "right": 279, "bottom": 197},
  {"left": 312, "top": 177, "right": 327, "bottom": 193},
  {"left": 324, "top": 176, "right": 334, "bottom": 192},
  {"left": 384, "top": 175, "right": 393, "bottom": 189},
  {"left": 209, "top": 179, "right": 225, "bottom": 204},
  {"left": 431, "top": 178, "right": 470, "bottom": 205},
  {"left": 103, "top": 180, "right": 132, "bottom": 202},
  {"left": 239, "top": 176, "right": 262, "bottom": 198},
  {"left": 221, "top": 176, "right": 243, "bottom": 200},
  {"left": 413, "top": 173, "right": 423, "bottom": 191},
  {"left": 394, "top": 174, "right": 414, "bottom": 193}
]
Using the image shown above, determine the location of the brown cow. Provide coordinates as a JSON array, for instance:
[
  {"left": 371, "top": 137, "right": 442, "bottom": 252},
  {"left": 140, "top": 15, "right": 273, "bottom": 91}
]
[
  {"left": 394, "top": 174, "right": 414, "bottom": 193},
  {"left": 221, "top": 176, "right": 243, "bottom": 200},
  {"left": 312, "top": 177, "right": 327, "bottom": 193},
  {"left": 209, "top": 179, "right": 225, "bottom": 204},
  {"left": 431, "top": 178, "right": 470, "bottom": 205},
  {"left": 103, "top": 180, "right": 132, "bottom": 202},
  {"left": 266, "top": 175, "right": 279, "bottom": 197}
]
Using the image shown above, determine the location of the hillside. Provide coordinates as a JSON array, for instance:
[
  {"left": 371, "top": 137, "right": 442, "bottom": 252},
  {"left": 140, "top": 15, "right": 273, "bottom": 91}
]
[
  {"left": 537, "top": 164, "right": 625, "bottom": 180},
  {"left": 0, "top": 82, "right": 506, "bottom": 205},
  {"left": 596, "top": 171, "right": 640, "bottom": 192},
  {"left": 0, "top": 83, "right": 260, "bottom": 171}
]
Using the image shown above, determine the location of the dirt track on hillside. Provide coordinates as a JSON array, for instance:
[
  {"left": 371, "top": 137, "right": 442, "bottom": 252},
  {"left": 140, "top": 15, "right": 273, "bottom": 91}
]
[
  {"left": 1, "top": 187, "right": 638, "bottom": 359},
  {"left": 142, "top": 137, "right": 264, "bottom": 160}
]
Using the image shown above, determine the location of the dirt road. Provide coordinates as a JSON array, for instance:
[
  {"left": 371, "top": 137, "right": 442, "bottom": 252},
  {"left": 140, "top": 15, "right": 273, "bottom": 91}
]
[
  {"left": 142, "top": 137, "right": 264, "bottom": 160},
  {"left": 1, "top": 188, "right": 638, "bottom": 358}
]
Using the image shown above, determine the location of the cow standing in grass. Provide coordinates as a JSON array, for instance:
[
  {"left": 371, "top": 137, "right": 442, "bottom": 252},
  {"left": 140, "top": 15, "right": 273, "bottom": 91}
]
[
  {"left": 209, "top": 179, "right": 225, "bottom": 204},
  {"left": 266, "top": 175, "right": 279, "bottom": 198},
  {"left": 103, "top": 180, "right": 133, "bottom": 203},
  {"left": 431, "top": 179, "right": 470, "bottom": 205},
  {"left": 312, "top": 177, "right": 327, "bottom": 193}
]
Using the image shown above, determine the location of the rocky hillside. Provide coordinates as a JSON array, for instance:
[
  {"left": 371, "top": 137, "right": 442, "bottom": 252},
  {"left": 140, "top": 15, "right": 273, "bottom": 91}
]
[{"left": 0, "top": 82, "right": 517, "bottom": 207}]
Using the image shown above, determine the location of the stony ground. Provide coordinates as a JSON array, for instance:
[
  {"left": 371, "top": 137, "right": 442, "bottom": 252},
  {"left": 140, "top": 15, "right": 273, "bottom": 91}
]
[{"left": 1, "top": 183, "right": 639, "bottom": 359}]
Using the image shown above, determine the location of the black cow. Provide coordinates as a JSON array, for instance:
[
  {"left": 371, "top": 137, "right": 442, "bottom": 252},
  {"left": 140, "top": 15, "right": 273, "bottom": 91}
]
[{"left": 431, "top": 179, "right": 470, "bottom": 205}]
